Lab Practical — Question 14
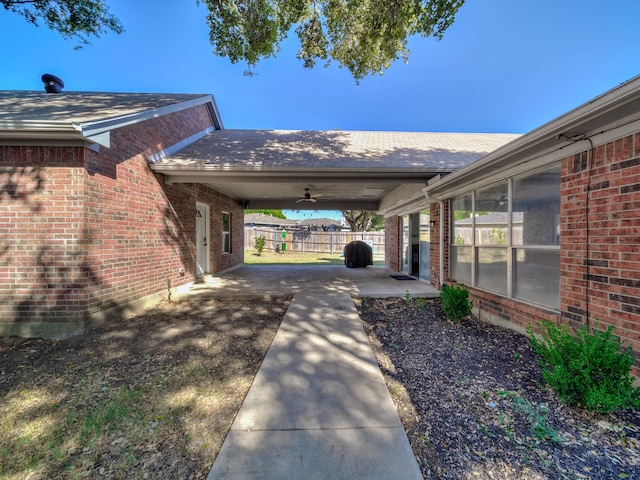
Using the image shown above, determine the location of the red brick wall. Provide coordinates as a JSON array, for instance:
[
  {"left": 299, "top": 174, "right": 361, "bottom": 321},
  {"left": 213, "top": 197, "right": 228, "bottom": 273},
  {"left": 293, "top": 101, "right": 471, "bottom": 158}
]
[
  {"left": 82, "top": 104, "right": 226, "bottom": 317},
  {"left": 428, "top": 201, "right": 449, "bottom": 287},
  {"left": 429, "top": 131, "right": 640, "bottom": 374},
  {"left": 193, "top": 184, "right": 244, "bottom": 272},
  {"left": 1, "top": 146, "right": 88, "bottom": 334},
  {"left": 560, "top": 132, "right": 640, "bottom": 371},
  {"left": 468, "top": 288, "right": 560, "bottom": 334},
  {"left": 384, "top": 215, "right": 400, "bottom": 271},
  {"left": 1, "top": 103, "right": 243, "bottom": 337}
]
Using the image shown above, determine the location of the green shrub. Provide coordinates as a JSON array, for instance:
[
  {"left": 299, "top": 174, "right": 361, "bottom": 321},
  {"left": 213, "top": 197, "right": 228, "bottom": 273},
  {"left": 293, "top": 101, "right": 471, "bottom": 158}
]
[
  {"left": 254, "top": 236, "right": 266, "bottom": 255},
  {"left": 440, "top": 283, "right": 472, "bottom": 324},
  {"left": 527, "top": 320, "right": 640, "bottom": 413}
]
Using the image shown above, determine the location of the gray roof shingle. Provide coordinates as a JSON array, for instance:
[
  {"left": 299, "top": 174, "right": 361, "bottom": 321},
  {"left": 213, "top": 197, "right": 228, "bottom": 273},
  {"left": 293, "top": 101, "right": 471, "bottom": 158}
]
[
  {"left": 0, "top": 90, "right": 209, "bottom": 125},
  {"left": 156, "top": 129, "right": 521, "bottom": 172}
]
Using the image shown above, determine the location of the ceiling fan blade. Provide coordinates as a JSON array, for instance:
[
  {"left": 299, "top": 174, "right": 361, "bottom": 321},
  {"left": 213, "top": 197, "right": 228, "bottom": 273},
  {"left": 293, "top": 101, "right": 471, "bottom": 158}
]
[
  {"left": 310, "top": 198, "right": 316, "bottom": 202},
  {"left": 296, "top": 198, "right": 305, "bottom": 203}
]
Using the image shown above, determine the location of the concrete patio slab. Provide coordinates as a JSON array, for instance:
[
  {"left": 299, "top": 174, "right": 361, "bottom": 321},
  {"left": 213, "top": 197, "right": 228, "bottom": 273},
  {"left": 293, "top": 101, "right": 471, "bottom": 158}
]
[{"left": 184, "top": 264, "right": 439, "bottom": 299}]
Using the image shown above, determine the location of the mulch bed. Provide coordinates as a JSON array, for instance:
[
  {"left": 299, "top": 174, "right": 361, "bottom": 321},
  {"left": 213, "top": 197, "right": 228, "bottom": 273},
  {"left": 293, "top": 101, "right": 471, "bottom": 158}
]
[{"left": 357, "top": 297, "right": 640, "bottom": 480}]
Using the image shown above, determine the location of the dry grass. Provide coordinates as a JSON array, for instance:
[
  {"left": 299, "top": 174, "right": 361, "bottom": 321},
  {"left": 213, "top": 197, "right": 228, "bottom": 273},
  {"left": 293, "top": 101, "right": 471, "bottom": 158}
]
[
  {"left": 244, "top": 250, "right": 385, "bottom": 266},
  {"left": 0, "top": 296, "right": 290, "bottom": 479}
]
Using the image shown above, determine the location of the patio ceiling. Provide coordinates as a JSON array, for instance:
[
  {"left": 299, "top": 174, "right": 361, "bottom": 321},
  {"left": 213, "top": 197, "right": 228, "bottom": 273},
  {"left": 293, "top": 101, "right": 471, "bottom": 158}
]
[{"left": 150, "top": 129, "right": 521, "bottom": 211}]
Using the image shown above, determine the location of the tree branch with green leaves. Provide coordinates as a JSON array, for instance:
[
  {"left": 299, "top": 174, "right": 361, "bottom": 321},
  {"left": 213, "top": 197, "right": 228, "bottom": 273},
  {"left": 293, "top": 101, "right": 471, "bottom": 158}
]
[
  {"left": 1, "top": 0, "right": 123, "bottom": 47},
  {"left": 201, "top": 0, "right": 465, "bottom": 81},
  {"left": 342, "top": 209, "right": 384, "bottom": 231},
  {"left": 3, "top": 0, "right": 464, "bottom": 81}
]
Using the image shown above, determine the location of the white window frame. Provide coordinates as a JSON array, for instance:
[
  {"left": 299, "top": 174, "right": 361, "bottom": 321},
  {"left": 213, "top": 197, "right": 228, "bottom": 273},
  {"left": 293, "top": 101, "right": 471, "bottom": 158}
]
[
  {"left": 449, "top": 163, "right": 560, "bottom": 310},
  {"left": 222, "top": 211, "right": 231, "bottom": 254}
]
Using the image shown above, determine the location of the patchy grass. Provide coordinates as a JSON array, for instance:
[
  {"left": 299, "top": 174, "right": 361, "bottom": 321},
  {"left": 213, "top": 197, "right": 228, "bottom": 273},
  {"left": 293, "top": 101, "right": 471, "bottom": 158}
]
[
  {"left": 0, "top": 296, "right": 290, "bottom": 479},
  {"left": 244, "top": 250, "right": 385, "bottom": 266}
]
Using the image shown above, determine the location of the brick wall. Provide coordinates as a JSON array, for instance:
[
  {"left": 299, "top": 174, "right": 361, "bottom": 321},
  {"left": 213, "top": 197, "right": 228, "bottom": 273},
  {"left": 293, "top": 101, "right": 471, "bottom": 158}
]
[
  {"left": 384, "top": 215, "right": 400, "bottom": 271},
  {"left": 429, "top": 131, "right": 640, "bottom": 374},
  {"left": 194, "top": 184, "right": 244, "bottom": 272},
  {"left": 428, "top": 201, "right": 449, "bottom": 287},
  {"left": 1, "top": 146, "right": 88, "bottom": 335},
  {"left": 560, "top": 132, "right": 640, "bottom": 370},
  {"left": 1, "top": 103, "right": 244, "bottom": 337}
]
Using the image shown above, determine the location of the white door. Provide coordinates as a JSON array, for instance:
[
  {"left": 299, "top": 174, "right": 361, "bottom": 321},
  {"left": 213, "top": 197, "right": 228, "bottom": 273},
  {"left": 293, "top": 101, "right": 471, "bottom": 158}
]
[{"left": 195, "top": 203, "right": 210, "bottom": 275}]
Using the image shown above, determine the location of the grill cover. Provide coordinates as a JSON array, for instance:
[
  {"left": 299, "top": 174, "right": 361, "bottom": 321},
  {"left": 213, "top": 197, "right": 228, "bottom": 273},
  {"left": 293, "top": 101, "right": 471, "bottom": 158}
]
[{"left": 343, "top": 240, "right": 373, "bottom": 268}]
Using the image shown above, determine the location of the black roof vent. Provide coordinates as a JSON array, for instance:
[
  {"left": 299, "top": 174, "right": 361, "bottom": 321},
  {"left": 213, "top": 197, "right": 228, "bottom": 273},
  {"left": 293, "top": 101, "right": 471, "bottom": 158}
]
[{"left": 41, "top": 73, "right": 64, "bottom": 93}]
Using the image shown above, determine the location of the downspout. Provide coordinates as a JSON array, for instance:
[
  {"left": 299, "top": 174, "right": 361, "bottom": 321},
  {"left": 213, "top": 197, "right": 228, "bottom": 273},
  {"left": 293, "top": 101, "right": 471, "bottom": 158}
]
[
  {"left": 437, "top": 199, "right": 445, "bottom": 289},
  {"left": 424, "top": 191, "right": 445, "bottom": 288}
]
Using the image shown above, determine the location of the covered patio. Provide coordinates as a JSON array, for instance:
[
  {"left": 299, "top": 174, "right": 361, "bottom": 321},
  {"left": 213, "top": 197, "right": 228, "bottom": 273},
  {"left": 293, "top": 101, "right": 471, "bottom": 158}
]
[{"left": 181, "top": 264, "right": 440, "bottom": 299}]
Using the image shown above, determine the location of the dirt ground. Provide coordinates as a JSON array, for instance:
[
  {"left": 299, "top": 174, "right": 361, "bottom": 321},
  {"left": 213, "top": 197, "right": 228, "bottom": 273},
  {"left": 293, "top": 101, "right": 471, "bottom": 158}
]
[
  {"left": 0, "top": 296, "right": 290, "bottom": 480},
  {"left": 1, "top": 294, "right": 639, "bottom": 479}
]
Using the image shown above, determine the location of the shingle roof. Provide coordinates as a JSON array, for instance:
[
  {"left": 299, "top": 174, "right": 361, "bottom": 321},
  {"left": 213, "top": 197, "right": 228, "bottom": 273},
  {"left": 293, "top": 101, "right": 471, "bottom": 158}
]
[
  {"left": 296, "top": 218, "right": 343, "bottom": 228},
  {"left": 0, "top": 91, "right": 210, "bottom": 124},
  {"left": 244, "top": 213, "right": 297, "bottom": 226},
  {"left": 155, "top": 129, "right": 521, "bottom": 172}
]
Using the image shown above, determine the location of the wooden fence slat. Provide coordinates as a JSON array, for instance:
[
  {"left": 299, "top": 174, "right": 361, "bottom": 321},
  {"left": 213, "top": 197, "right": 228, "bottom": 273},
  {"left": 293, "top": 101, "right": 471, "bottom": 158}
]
[{"left": 245, "top": 227, "right": 385, "bottom": 255}]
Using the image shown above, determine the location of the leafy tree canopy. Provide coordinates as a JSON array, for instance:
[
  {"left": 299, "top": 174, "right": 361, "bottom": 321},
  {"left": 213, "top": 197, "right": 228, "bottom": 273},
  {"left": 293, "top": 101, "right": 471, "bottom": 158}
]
[
  {"left": 202, "top": 0, "right": 465, "bottom": 81},
  {"left": 245, "top": 209, "right": 287, "bottom": 219},
  {"left": 2, "top": 0, "right": 123, "bottom": 46},
  {"left": 342, "top": 210, "right": 384, "bottom": 232},
  {"left": 4, "top": 0, "right": 464, "bottom": 79}
]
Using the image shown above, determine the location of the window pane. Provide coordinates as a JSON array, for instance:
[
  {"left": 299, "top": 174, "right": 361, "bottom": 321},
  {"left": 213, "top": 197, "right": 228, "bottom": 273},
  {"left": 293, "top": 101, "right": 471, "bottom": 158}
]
[
  {"left": 222, "top": 212, "right": 231, "bottom": 253},
  {"left": 476, "top": 247, "right": 507, "bottom": 294},
  {"left": 475, "top": 183, "right": 508, "bottom": 245},
  {"left": 419, "top": 210, "right": 430, "bottom": 281},
  {"left": 514, "top": 249, "right": 560, "bottom": 309},
  {"left": 450, "top": 246, "right": 472, "bottom": 284},
  {"left": 223, "top": 233, "right": 231, "bottom": 254},
  {"left": 401, "top": 215, "right": 410, "bottom": 271},
  {"left": 452, "top": 195, "right": 473, "bottom": 245},
  {"left": 419, "top": 211, "right": 430, "bottom": 243},
  {"left": 512, "top": 164, "right": 560, "bottom": 246}
]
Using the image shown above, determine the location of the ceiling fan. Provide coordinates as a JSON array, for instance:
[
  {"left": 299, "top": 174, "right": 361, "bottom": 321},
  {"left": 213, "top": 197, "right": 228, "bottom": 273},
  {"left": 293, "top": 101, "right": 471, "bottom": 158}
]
[{"left": 296, "top": 188, "right": 322, "bottom": 203}]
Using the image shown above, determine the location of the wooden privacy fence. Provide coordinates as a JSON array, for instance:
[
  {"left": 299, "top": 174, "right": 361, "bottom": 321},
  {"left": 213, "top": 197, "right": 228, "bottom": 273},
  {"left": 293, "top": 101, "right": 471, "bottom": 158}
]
[{"left": 245, "top": 227, "right": 385, "bottom": 256}]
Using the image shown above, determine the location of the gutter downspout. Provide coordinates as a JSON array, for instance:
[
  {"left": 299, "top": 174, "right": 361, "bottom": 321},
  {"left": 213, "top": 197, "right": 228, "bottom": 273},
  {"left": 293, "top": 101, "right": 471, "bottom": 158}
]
[{"left": 424, "top": 191, "right": 445, "bottom": 288}]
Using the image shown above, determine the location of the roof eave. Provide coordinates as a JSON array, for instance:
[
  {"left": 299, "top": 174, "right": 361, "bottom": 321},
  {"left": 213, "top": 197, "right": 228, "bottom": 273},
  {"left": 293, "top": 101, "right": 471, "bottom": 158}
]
[
  {"left": 154, "top": 166, "right": 441, "bottom": 186},
  {"left": 0, "top": 94, "right": 223, "bottom": 148},
  {"left": 0, "top": 123, "right": 90, "bottom": 146},
  {"left": 425, "top": 75, "right": 640, "bottom": 198},
  {"left": 79, "top": 94, "right": 223, "bottom": 145}
]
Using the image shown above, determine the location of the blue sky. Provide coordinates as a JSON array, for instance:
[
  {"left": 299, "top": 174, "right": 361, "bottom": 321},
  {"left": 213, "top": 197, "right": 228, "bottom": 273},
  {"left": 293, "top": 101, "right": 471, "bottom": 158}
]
[{"left": 2, "top": 0, "right": 640, "bottom": 219}]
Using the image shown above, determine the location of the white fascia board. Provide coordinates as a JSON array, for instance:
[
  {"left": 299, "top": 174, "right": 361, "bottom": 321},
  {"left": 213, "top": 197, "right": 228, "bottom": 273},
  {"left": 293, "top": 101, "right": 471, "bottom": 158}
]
[
  {"left": 148, "top": 126, "right": 216, "bottom": 163},
  {"left": 0, "top": 95, "right": 223, "bottom": 148},
  {"left": 84, "top": 131, "right": 110, "bottom": 148},
  {"left": 425, "top": 75, "right": 640, "bottom": 198},
  {"left": 79, "top": 95, "right": 222, "bottom": 141},
  {"left": 426, "top": 115, "right": 640, "bottom": 200},
  {"left": 378, "top": 196, "right": 431, "bottom": 217},
  {"left": 378, "top": 184, "right": 428, "bottom": 216},
  {"left": 0, "top": 122, "right": 86, "bottom": 145}
]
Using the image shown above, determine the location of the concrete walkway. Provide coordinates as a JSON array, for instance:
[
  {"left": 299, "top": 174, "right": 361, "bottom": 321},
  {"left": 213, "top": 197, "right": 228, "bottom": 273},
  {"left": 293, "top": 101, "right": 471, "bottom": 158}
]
[{"left": 207, "top": 292, "right": 423, "bottom": 480}]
